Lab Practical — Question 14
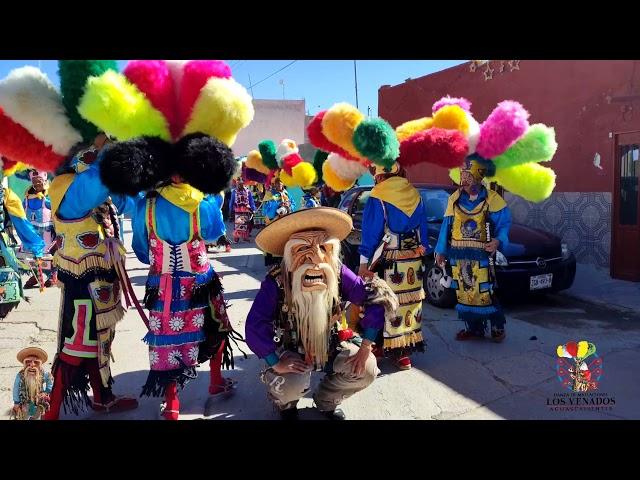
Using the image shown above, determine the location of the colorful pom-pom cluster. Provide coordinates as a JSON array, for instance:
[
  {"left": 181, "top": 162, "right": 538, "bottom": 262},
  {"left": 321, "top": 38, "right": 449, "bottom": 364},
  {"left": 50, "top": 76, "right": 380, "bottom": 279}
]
[
  {"left": 395, "top": 95, "right": 558, "bottom": 202},
  {"left": 245, "top": 138, "right": 318, "bottom": 189},
  {"left": 78, "top": 60, "right": 254, "bottom": 148},
  {"left": 306, "top": 102, "right": 399, "bottom": 191}
]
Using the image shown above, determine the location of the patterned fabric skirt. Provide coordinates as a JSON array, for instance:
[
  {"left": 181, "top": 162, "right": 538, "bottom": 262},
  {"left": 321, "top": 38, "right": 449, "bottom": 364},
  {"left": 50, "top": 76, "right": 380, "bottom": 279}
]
[
  {"left": 141, "top": 269, "right": 234, "bottom": 397},
  {"left": 379, "top": 245, "right": 426, "bottom": 354},
  {"left": 233, "top": 211, "right": 252, "bottom": 240},
  {"left": 450, "top": 255, "right": 504, "bottom": 329}
]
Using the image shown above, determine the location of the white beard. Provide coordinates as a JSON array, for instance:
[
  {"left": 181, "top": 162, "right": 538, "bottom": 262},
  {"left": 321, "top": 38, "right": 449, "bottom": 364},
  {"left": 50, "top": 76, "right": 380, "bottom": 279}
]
[
  {"left": 23, "top": 370, "right": 43, "bottom": 403},
  {"left": 290, "top": 263, "right": 340, "bottom": 369}
]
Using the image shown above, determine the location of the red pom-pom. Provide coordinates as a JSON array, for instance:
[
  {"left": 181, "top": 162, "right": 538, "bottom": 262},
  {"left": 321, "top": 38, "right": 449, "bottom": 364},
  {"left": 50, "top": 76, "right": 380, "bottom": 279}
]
[
  {"left": 307, "top": 111, "right": 359, "bottom": 161},
  {"left": 398, "top": 128, "right": 468, "bottom": 169},
  {"left": 125, "top": 61, "right": 179, "bottom": 139},
  {"left": 337, "top": 329, "right": 354, "bottom": 341},
  {"left": 0, "top": 108, "right": 66, "bottom": 172},
  {"left": 281, "top": 152, "right": 302, "bottom": 175}
]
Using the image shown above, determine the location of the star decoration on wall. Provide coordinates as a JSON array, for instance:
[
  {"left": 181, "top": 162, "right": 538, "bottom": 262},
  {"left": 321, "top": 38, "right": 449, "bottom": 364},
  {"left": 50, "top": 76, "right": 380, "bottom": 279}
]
[
  {"left": 508, "top": 60, "right": 520, "bottom": 71},
  {"left": 499, "top": 61, "right": 506, "bottom": 73},
  {"left": 469, "top": 62, "right": 477, "bottom": 72},
  {"left": 483, "top": 64, "right": 494, "bottom": 81}
]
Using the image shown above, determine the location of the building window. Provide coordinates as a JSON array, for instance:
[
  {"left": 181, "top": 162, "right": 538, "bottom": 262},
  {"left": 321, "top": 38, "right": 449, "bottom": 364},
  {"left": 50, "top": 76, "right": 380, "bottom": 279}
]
[{"left": 619, "top": 144, "right": 639, "bottom": 225}]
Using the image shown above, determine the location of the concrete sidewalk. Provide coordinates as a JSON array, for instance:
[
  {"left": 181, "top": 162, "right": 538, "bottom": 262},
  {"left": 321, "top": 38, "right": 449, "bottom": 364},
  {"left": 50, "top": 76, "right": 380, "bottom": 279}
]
[{"left": 562, "top": 263, "right": 640, "bottom": 312}]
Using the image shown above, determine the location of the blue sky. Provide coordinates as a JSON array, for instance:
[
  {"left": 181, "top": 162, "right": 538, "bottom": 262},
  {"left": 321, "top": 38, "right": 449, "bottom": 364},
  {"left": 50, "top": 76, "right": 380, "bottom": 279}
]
[{"left": 0, "top": 60, "right": 464, "bottom": 116}]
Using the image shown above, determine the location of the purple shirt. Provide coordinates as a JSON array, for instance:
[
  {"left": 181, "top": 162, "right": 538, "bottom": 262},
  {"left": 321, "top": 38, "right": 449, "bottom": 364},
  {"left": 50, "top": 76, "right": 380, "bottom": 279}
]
[{"left": 246, "top": 265, "right": 384, "bottom": 364}]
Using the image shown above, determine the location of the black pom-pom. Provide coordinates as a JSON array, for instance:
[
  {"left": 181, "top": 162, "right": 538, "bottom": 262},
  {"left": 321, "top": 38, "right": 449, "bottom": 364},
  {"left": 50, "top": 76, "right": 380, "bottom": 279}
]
[
  {"left": 99, "top": 136, "right": 173, "bottom": 196},
  {"left": 174, "top": 133, "right": 238, "bottom": 194}
]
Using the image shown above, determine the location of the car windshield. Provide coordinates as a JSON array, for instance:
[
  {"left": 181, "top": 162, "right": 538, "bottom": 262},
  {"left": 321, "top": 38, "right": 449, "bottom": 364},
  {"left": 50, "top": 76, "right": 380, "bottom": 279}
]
[{"left": 420, "top": 188, "right": 452, "bottom": 223}]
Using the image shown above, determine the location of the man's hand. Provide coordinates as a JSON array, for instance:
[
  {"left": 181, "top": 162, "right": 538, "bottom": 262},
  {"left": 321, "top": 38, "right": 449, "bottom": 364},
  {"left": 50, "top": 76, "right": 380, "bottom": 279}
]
[
  {"left": 271, "top": 354, "right": 310, "bottom": 375},
  {"left": 484, "top": 239, "right": 500, "bottom": 254},
  {"left": 435, "top": 254, "right": 446, "bottom": 268},
  {"left": 346, "top": 341, "right": 373, "bottom": 377},
  {"left": 12, "top": 404, "right": 21, "bottom": 416},
  {"left": 358, "top": 263, "right": 375, "bottom": 280}
]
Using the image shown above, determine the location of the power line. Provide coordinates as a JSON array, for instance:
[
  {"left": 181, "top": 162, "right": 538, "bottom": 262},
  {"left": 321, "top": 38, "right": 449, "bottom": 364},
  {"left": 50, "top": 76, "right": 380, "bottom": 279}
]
[{"left": 248, "top": 61, "right": 298, "bottom": 90}]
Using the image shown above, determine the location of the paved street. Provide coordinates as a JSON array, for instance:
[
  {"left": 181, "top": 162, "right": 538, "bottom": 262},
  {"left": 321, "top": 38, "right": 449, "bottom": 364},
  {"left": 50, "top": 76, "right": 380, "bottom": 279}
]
[{"left": 1, "top": 221, "right": 639, "bottom": 420}]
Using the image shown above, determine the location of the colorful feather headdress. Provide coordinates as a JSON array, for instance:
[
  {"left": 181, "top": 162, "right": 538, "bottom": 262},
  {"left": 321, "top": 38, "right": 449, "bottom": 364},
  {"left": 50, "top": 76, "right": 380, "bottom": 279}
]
[
  {"left": 0, "top": 66, "right": 80, "bottom": 175},
  {"left": 306, "top": 103, "right": 399, "bottom": 192},
  {"left": 396, "top": 96, "right": 558, "bottom": 203},
  {"left": 76, "top": 60, "right": 255, "bottom": 195},
  {"left": 245, "top": 138, "right": 318, "bottom": 189},
  {"left": 0, "top": 61, "right": 118, "bottom": 177}
]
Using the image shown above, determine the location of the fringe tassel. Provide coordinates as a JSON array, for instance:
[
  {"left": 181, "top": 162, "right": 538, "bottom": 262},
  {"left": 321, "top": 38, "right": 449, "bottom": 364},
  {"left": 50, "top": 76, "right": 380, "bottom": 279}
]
[
  {"left": 447, "top": 247, "right": 488, "bottom": 261},
  {"left": 456, "top": 303, "right": 499, "bottom": 315},
  {"left": 223, "top": 328, "right": 248, "bottom": 370},
  {"left": 0, "top": 301, "right": 20, "bottom": 319},
  {"left": 95, "top": 304, "right": 126, "bottom": 330},
  {"left": 383, "top": 330, "right": 425, "bottom": 352},
  {"left": 456, "top": 303, "right": 503, "bottom": 322},
  {"left": 395, "top": 289, "right": 425, "bottom": 305},
  {"left": 450, "top": 239, "right": 486, "bottom": 249},
  {"left": 140, "top": 363, "right": 198, "bottom": 398},
  {"left": 457, "top": 310, "right": 504, "bottom": 322},
  {"left": 54, "top": 254, "right": 114, "bottom": 279},
  {"left": 99, "top": 366, "right": 113, "bottom": 391},
  {"left": 143, "top": 330, "right": 205, "bottom": 347},
  {"left": 191, "top": 273, "right": 223, "bottom": 307},
  {"left": 382, "top": 246, "right": 425, "bottom": 261},
  {"left": 51, "top": 356, "right": 91, "bottom": 415},
  {"left": 143, "top": 286, "right": 159, "bottom": 311},
  {"left": 197, "top": 321, "right": 248, "bottom": 369}
]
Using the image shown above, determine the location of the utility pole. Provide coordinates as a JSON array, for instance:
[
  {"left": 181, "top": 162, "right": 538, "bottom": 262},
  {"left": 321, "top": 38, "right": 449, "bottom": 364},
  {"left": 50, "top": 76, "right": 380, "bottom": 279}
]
[
  {"left": 353, "top": 60, "right": 359, "bottom": 108},
  {"left": 248, "top": 73, "right": 255, "bottom": 97}
]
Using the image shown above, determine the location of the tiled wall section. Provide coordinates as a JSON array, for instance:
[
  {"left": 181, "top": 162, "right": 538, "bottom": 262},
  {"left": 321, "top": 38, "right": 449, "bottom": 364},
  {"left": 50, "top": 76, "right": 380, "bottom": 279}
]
[{"left": 505, "top": 192, "right": 612, "bottom": 268}]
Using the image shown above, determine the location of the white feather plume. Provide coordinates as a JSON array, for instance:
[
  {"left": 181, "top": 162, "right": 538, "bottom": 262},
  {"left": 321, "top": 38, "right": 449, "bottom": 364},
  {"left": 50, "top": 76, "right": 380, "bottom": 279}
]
[{"left": 0, "top": 66, "right": 81, "bottom": 155}]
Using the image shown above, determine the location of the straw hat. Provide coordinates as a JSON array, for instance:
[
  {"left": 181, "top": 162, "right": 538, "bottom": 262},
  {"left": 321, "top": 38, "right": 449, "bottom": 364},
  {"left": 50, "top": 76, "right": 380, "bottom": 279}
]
[
  {"left": 256, "top": 207, "right": 353, "bottom": 256},
  {"left": 17, "top": 346, "right": 48, "bottom": 364}
]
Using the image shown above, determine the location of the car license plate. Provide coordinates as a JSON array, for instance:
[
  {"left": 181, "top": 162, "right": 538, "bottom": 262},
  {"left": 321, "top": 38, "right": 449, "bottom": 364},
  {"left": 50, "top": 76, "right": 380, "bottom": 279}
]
[{"left": 530, "top": 273, "right": 553, "bottom": 290}]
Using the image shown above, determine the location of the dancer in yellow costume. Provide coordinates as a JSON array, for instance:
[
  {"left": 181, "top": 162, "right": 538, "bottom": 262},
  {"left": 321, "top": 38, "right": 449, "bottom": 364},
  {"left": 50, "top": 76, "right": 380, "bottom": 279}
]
[{"left": 358, "top": 163, "right": 429, "bottom": 370}]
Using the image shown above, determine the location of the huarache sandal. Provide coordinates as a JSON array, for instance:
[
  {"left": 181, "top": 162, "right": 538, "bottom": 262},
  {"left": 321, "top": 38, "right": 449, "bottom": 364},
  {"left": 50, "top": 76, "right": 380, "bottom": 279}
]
[
  {"left": 395, "top": 356, "right": 412, "bottom": 370},
  {"left": 455, "top": 329, "right": 485, "bottom": 341},
  {"left": 91, "top": 396, "right": 139, "bottom": 413},
  {"left": 491, "top": 328, "right": 506, "bottom": 343},
  {"left": 208, "top": 377, "right": 237, "bottom": 396}
]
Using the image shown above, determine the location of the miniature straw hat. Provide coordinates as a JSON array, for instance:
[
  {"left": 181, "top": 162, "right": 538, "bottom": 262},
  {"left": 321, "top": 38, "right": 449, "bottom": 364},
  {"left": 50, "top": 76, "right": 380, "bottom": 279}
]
[{"left": 17, "top": 346, "right": 48, "bottom": 364}]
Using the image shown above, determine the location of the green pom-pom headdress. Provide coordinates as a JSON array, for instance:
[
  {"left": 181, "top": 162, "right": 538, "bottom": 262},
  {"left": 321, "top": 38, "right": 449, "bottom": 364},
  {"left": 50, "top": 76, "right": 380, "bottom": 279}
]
[{"left": 58, "top": 60, "right": 118, "bottom": 143}]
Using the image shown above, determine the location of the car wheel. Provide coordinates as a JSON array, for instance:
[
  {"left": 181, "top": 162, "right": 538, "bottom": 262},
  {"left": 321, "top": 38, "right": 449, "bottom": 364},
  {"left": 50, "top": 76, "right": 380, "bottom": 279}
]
[{"left": 425, "top": 264, "right": 457, "bottom": 308}]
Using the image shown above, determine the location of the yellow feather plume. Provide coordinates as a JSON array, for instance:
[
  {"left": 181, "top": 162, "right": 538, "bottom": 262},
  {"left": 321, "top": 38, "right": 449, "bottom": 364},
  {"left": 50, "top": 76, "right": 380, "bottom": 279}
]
[
  {"left": 183, "top": 77, "right": 254, "bottom": 147},
  {"left": 322, "top": 160, "right": 355, "bottom": 191},
  {"left": 291, "top": 162, "right": 317, "bottom": 188},
  {"left": 321, "top": 103, "right": 365, "bottom": 159},
  {"left": 449, "top": 167, "right": 461, "bottom": 185},
  {"left": 246, "top": 149, "right": 270, "bottom": 175},
  {"left": 489, "top": 162, "right": 556, "bottom": 203},
  {"left": 396, "top": 117, "right": 433, "bottom": 142},
  {"left": 78, "top": 70, "right": 171, "bottom": 141},
  {"left": 432, "top": 105, "right": 469, "bottom": 135}
]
